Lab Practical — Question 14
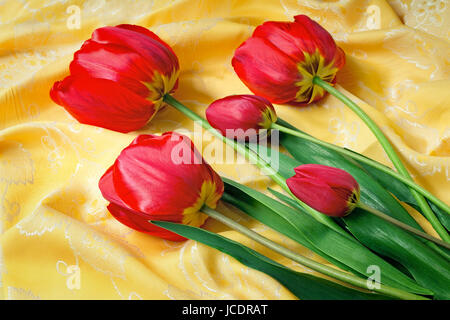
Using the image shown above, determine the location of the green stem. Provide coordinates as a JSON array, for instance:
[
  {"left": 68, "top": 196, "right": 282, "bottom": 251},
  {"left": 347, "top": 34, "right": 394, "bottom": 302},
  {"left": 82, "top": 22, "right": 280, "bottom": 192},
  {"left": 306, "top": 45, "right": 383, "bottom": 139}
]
[
  {"left": 163, "top": 94, "right": 348, "bottom": 238},
  {"left": 270, "top": 122, "right": 450, "bottom": 215},
  {"left": 358, "top": 203, "right": 450, "bottom": 250},
  {"left": 202, "top": 205, "right": 428, "bottom": 300},
  {"left": 313, "top": 77, "right": 450, "bottom": 243}
]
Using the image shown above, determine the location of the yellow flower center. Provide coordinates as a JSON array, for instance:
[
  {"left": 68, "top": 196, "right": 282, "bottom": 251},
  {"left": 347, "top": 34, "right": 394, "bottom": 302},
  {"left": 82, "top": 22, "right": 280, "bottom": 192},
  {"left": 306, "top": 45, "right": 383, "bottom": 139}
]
[
  {"left": 258, "top": 107, "right": 278, "bottom": 129},
  {"left": 181, "top": 180, "right": 221, "bottom": 227},
  {"left": 143, "top": 68, "right": 180, "bottom": 111},
  {"left": 295, "top": 50, "right": 339, "bottom": 103},
  {"left": 345, "top": 189, "right": 360, "bottom": 215}
]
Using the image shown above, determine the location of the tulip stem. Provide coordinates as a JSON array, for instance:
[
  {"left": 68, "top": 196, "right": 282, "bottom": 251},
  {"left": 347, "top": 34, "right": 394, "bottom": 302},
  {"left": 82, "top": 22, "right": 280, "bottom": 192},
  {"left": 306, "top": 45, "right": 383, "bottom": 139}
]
[
  {"left": 270, "top": 122, "right": 450, "bottom": 215},
  {"left": 357, "top": 203, "right": 450, "bottom": 250},
  {"left": 163, "top": 94, "right": 350, "bottom": 238},
  {"left": 313, "top": 77, "right": 450, "bottom": 244},
  {"left": 201, "top": 205, "right": 428, "bottom": 300}
]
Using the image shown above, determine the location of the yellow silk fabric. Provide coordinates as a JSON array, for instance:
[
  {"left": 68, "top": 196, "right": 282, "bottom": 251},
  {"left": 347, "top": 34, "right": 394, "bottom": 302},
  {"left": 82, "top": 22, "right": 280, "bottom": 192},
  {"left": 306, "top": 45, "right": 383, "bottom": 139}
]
[{"left": 1, "top": 0, "right": 449, "bottom": 300}]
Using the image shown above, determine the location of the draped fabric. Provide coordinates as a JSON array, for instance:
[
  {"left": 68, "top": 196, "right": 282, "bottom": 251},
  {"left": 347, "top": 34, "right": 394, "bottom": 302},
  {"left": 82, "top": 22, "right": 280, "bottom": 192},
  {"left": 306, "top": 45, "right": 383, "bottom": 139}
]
[{"left": 0, "top": 0, "right": 448, "bottom": 299}]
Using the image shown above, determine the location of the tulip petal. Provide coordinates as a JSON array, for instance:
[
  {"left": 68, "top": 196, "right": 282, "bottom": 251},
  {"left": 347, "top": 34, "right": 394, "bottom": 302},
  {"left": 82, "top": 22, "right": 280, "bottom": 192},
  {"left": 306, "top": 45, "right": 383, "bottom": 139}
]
[
  {"left": 286, "top": 176, "right": 350, "bottom": 217},
  {"left": 100, "top": 164, "right": 184, "bottom": 221},
  {"left": 99, "top": 132, "right": 223, "bottom": 240},
  {"left": 92, "top": 26, "right": 178, "bottom": 76},
  {"left": 233, "top": 15, "right": 345, "bottom": 106},
  {"left": 99, "top": 166, "right": 126, "bottom": 207},
  {"left": 232, "top": 37, "right": 300, "bottom": 104},
  {"left": 115, "top": 24, "right": 178, "bottom": 58},
  {"left": 100, "top": 165, "right": 188, "bottom": 241},
  {"left": 50, "top": 75, "right": 155, "bottom": 133},
  {"left": 206, "top": 95, "right": 277, "bottom": 140},
  {"left": 294, "top": 164, "right": 359, "bottom": 194},
  {"left": 70, "top": 40, "right": 153, "bottom": 97},
  {"left": 293, "top": 15, "right": 343, "bottom": 66},
  {"left": 112, "top": 132, "right": 223, "bottom": 216},
  {"left": 107, "top": 203, "right": 187, "bottom": 241},
  {"left": 252, "top": 21, "right": 313, "bottom": 62}
]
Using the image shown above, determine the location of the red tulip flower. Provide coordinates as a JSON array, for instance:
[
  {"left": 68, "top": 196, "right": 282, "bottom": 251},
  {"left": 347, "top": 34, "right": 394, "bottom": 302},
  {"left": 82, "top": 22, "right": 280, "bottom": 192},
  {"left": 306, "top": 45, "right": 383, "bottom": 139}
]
[
  {"left": 286, "top": 164, "right": 360, "bottom": 217},
  {"left": 206, "top": 95, "right": 277, "bottom": 140},
  {"left": 50, "top": 24, "right": 179, "bottom": 133},
  {"left": 232, "top": 15, "right": 345, "bottom": 105},
  {"left": 99, "top": 132, "right": 224, "bottom": 241}
]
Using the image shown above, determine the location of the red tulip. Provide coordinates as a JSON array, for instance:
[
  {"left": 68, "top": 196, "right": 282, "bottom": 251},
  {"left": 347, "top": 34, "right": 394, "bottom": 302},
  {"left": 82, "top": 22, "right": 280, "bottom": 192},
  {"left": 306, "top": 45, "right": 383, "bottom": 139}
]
[
  {"left": 99, "top": 132, "right": 224, "bottom": 241},
  {"left": 286, "top": 164, "right": 360, "bottom": 217},
  {"left": 50, "top": 24, "right": 179, "bottom": 133},
  {"left": 206, "top": 95, "right": 277, "bottom": 140},
  {"left": 232, "top": 15, "right": 345, "bottom": 106}
]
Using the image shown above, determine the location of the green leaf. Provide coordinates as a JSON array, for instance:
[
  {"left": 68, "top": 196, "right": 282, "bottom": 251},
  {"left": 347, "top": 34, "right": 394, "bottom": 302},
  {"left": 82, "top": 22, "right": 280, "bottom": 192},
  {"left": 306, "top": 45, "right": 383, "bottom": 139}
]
[
  {"left": 351, "top": 152, "right": 450, "bottom": 231},
  {"left": 347, "top": 151, "right": 450, "bottom": 260},
  {"left": 427, "top": 202, "right": 450, "bottom": 231},
  {"left": 223, "top": 178, "right": 431, "bottom": 295},
  {"left": 152, "top": 221, "right": 389, "bottom": 300},
  {"left": 337, "top": 131, "right": 450, "bottom": 235},
  {"left": 276, "top": 118, "right": 450, "bottom": 299},
  {"left": 222, "top": 185, "right": 354, "bottom": 274}
]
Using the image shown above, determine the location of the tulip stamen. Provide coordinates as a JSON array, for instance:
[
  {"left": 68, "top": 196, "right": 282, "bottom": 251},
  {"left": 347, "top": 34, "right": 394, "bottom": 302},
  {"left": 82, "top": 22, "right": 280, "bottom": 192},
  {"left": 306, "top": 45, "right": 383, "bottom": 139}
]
[
  {"left": 144, "top": 69, "right": 180, "bottom": 110},
  {"left": 349, "top": 191, "right": 359, "bottom": 204},
  {"left": 295, "top": 50, "right": 339, "bottom": 103},
  {"left": 258, "top": 107, "right": 278, "bottom": 129},
  {"left": 182, "top": 180, "right": 221, "bottom": 227},
  {"left": 346, "top": 190, "right": 360, "bottom": 214}
]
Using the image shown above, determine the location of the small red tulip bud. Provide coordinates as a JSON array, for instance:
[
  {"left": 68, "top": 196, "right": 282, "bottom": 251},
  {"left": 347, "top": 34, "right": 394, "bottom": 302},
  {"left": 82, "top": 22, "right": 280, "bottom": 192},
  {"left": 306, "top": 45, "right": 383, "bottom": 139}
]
[
  {"left": 286, "top": 164, "right": 360, "bottom": 217},
  {"left": 206, "top": 95, "right": 277, "bottom": 141},
  {"left": 99, "top": 132, "right": 224, "bottom": 241},
  {"left": 232, "top": 15, "right": 345, "bottom": 106}
]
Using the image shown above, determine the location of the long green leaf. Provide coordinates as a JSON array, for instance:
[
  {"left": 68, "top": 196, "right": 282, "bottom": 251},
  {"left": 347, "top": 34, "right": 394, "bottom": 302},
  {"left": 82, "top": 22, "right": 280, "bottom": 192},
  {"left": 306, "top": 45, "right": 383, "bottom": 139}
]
[
  {"left": 351, "top": 152, "right": 450, "bottom": 232},
  {"left": 277, "top": 118, "right": 450, "bottom": 299},
  {"left": 348, "top": 152, "right": 450, "bottom": 260},
  {"left": 152, "top": 221, "right": 389, "bottom": 300},
  {"left": 223, "top": 178, "right": 431, "bottom": 295},
  {"left": 222, "top": 185, "right": 355, "bottom": 274},
  {"left": 261, "top": 127, "right": 450, "bottom": 260}
]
